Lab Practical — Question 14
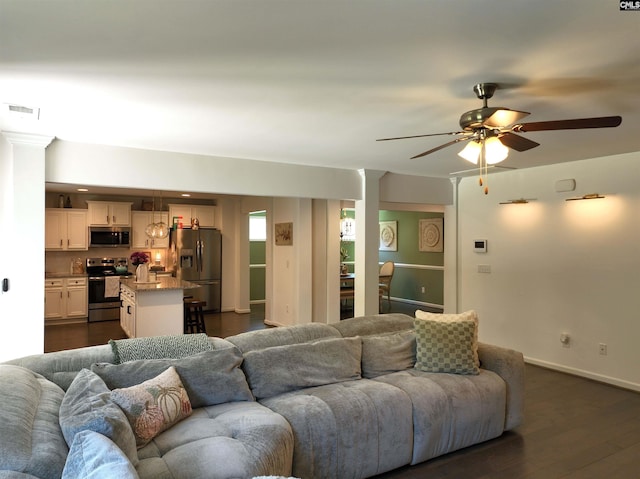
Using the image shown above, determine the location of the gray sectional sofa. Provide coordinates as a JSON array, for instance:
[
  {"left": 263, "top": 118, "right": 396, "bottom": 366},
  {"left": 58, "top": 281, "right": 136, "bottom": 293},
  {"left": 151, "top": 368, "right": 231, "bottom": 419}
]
[{"left": 0, "top": 313, "right": 524, "bottom": 479}]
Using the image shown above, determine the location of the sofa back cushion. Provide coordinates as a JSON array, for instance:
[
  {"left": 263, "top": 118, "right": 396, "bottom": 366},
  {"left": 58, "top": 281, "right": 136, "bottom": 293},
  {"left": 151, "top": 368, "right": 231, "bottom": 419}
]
[
  {"left": 3, "top": 345, "right": 114, "bottom": 391},
  {"left": 331, "top": 313, "right": 414, "bottom": 338},
  {"left": 0, "top": 365, "right": 68, "bottom": 479},
  {"left": 226, "top": 323, "right": 341, "bottom": 353},
  {"left": 242, "top": 337, "right": 362, "bottom": 399},
  {"left": 361, "top": 330, "right": 416, "bottom": 378},
  {"left": 91, "top": 348, "right": 253, "bottom": 408}
]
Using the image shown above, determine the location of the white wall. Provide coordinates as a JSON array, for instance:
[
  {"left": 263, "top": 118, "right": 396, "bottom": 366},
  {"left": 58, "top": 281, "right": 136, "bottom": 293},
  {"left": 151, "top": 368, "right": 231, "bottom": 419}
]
[
  {"left": 456, "top": 152, "right": 640, "bottom": 390},
  {"left": 46, "top": 141, "right": 363, "bottom": 201}
]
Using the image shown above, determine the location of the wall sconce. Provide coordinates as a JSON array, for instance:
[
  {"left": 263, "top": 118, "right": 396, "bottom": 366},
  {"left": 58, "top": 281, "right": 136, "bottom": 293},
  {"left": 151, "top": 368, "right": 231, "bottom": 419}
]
[
  {"left": 565, "top": 193, "right": 606, "bottom": 201},
  {"left": 499, "top": 198, "right": 536, "bottom": 205}
]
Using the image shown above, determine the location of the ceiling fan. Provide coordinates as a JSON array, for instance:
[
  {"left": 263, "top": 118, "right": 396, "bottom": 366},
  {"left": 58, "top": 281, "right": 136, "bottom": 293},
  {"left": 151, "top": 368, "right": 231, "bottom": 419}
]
[{"left": 377, "top": 83, "right": 622, "bottom": 193}]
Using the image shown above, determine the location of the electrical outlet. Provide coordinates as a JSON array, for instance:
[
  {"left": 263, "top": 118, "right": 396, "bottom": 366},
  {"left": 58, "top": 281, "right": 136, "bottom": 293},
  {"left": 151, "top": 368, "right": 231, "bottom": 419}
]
[
  {"left": 478, "top": 264, "right": 491, "bottom": 273},
  {"left": 560, "top": 333, "right": 570, "bottom": 348},
  {"left": 599, "top": 343, "right": 607, "bottom": 355},
  {"left": 421, "top": 286, "right": 425, "bottom": 294},
  {"left": 286, "top": 304, "right": 290, "bottom": 314}
]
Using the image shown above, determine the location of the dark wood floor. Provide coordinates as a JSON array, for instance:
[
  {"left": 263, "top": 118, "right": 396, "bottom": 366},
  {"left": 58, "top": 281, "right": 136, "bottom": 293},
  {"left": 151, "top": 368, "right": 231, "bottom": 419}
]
[
  {"left": 44, "top": 304, "right": 268, "bottom": 353},
  {"left": 44, "top": 301, "right": 640, "bottom": 479}
]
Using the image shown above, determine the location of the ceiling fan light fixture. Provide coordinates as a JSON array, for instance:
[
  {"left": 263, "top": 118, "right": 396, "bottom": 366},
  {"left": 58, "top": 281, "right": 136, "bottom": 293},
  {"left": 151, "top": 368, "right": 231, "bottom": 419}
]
[
  {"left": 484, "top": 108, "right": 530, "bottom": 128},
  {"left": 458, "top": 140, "right": 482, "bottom": 164},
  {"left": 484, "top": 136, "right": 509, "bottom": 164}
]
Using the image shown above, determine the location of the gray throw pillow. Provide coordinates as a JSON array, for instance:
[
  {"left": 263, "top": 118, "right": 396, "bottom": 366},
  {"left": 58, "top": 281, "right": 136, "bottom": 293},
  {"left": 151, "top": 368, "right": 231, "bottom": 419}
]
[
  {"left": 91, "top": 348, "right": 253, "bottom": 408},
  {"left": 361, "top": 330, "right": 416, "bottom": 378},
  {"left": 62, "top": 430, "right": 139, "bottom": 479},
  {"left": 59, "top": 368, "right": 138, "bottom": 466},
  {"left": 242, "top": 337, "right": 362, "bottom": 399}
]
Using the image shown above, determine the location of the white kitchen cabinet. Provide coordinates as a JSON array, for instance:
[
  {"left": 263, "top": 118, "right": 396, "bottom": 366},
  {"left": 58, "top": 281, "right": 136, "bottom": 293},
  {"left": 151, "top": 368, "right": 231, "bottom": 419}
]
[
  {"left": 45, "top": 209, "right": 88, "bottom": 251},
  {"left": 120, "top": 285, "right": 136, "bottom": 338},
  {"left": 44, "top": 277, "right": 88, "bottom": 321},
  {"left": 168, "top": 204, "right": 215, "bottom": 228},
  {"left": 44, "top": 279, "right": 64, "bottom": 319},
  {"left": 131, "top": 211, "right": 170, "bottom": 249},
  {"left": 86, "top": 201, "right": 132, "bottom": 227}
]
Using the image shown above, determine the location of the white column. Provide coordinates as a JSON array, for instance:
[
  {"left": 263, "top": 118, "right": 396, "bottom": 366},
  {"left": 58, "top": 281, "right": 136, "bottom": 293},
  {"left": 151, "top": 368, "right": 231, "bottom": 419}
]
[
  {"left": 443, "top": 177, "right": 461, "bottom": 313},
  {"left": 0, "top": 132, "right": 53, "bottom": 361},
  {"left": 354, "top": 169, "right": 386, "bottom": 316}
]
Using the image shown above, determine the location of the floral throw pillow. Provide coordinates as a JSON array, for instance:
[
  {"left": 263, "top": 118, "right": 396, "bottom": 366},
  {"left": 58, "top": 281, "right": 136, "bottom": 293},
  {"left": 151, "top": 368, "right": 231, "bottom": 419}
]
[{"left": 110, "top": 366, "right": 192, "bottom": 448}]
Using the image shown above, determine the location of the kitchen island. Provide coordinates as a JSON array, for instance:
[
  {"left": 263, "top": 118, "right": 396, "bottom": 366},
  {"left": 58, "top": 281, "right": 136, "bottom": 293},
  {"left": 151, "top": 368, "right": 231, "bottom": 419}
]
[{"left": 119, "top": 276, "right": 200, "bottom": 338}]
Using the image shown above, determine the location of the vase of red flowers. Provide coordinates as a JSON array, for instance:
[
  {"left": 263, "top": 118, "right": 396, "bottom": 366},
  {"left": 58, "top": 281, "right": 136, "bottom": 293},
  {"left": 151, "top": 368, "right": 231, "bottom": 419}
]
[{"left": 131, "top": 252, "right": 150, "bottom": 282}]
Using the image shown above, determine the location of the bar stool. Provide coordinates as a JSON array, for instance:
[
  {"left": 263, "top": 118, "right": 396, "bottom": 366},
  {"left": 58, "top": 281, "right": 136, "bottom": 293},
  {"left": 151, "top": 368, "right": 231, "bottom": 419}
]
[{"left": 183, "top": 298, "right": 207, "bottom": 334}]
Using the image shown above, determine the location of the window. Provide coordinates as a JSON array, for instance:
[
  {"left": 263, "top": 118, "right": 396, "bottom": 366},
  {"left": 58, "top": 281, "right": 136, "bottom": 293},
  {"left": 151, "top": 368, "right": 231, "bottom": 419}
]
[{"left": 249, "top": 212, "right": 266, "bottom": 241}]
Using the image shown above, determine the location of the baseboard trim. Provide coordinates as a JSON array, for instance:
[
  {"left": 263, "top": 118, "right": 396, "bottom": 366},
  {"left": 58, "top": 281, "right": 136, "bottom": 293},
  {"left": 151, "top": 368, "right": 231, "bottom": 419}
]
[
  {"left": 264, "top": 319, "right": 285, "bottom": 327},
  {"left": 525, "top": 356, "right": 640, "bottom": 392},
  {"left": 233, "top": 308, "right": 251, "bottom": 314}
]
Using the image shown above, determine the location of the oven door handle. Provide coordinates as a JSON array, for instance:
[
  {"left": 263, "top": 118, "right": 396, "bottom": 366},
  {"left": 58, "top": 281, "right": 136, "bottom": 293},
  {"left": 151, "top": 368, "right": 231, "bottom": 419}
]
[{"left": 89, "top": 276, "right": 106, "bottom": 281}]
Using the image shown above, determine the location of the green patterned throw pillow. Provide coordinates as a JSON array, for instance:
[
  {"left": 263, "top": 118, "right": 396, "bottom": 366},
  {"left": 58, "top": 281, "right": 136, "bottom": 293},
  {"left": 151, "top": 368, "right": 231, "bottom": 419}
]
[
  {"left": 110, "top": 366, "right": 192, "bottom": 448},
  {"left": 414, "top": 316, "right": 479, "bottom": 375}
]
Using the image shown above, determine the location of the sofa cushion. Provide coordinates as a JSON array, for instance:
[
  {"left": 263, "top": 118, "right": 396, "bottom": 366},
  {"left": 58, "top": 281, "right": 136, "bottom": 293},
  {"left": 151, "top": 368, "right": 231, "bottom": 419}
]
[
  {"left": 91, "top": 348, "right": 253, "bottom": 408},
  {"left": 62, "top": 430, "right": 139, "bottom": 479},
  {"left": 374, "top": 369, "right": 507, "bottom": 464},
  {"left": 0, "top": 365, "right": 68, "bottom": 479},
  {"left": 361, "top": 330, "right": 416, "bottom": 378},
  {"left": 331, "top": 313, "right": 414, "bottom": 337},
  {"left": 226, "top": 323, "right": 341, "bottom": 353},
  {"left": 261, "top": 379, "right": 413, "bottom": 479},
  {"left": 111, "top": 367, "right": 193, "bottom": 448},
  {"left": 414, "top": 316, "right": 479, "bottom": 375},
  {"left": 135, "top": 402, "right": 294, "bottom": 479},
  {"left": 109, "top": 334, "right": 213, "bottom": 364},
  {"left": 59, "top": 368, "right": 138, "bottom": 466},
  {"left": 242, "top": 337, "right": 362, "bottom": 399}
]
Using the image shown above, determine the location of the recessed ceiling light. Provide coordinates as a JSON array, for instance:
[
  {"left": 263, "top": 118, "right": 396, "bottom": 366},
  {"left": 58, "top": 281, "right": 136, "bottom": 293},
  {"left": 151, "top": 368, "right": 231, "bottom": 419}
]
[
  {"left": 77, "top": 188, "right": 88, "bottom": 192},
  {"left": 181, "top": 193, "right": 191, "bottom": 197}
]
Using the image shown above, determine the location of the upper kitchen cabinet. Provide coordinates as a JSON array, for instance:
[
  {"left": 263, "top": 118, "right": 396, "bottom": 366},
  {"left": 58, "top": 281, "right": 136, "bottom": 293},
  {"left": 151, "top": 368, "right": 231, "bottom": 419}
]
[
  {"left": 131, "top": 211, "right": 170, "bottom": 249},
  {"left": 45, "top": 209, "right": 88, "bottom": 251},
  {"left": 87, "top": 201, "right": 132, "bottom": 227},
  {"left": 168, "top": 204, "right": 216, "bottom": 228}
]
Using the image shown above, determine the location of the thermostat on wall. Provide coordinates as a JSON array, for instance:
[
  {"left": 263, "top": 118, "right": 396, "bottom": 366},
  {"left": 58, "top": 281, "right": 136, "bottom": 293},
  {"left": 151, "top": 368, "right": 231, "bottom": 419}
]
[{"left": 474, "top": 239, "right": 487, "bottom": 253}]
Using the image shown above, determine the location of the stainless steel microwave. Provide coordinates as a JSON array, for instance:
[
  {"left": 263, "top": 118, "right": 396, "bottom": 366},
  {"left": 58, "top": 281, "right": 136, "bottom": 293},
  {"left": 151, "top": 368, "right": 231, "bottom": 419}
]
[{"left": 89, "top": 227, "right": 130, "bottom": 248}]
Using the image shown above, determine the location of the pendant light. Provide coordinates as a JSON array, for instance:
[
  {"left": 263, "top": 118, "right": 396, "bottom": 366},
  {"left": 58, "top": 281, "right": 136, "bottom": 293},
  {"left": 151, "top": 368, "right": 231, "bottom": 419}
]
[{"left": 145, "top": 191, "right": 169, "bottom": 239}]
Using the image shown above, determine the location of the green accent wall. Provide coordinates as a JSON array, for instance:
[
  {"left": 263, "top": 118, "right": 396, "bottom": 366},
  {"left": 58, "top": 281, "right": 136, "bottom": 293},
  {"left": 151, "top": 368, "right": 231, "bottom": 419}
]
[
  {"left": 341, "top": 210, "right": 444, "bottom": 306},
  {"left": 250, "top": 240, "right": 266, "bottom": 301},
  {"left": 378, "top": 210, "right": 444, "bottom": 306}
]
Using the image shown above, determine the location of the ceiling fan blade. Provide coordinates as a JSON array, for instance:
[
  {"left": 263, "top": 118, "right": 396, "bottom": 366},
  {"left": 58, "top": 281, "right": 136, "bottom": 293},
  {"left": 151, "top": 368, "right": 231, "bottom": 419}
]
[
  {"left": 498, "top": 132, "right": 540, "bottom": 152},
  {"left": 411, "top": 136, "right": 471, "bottom": 159},
  {"left": 513, "top": 116, "right": 621, "bottom": 132},
  {"left": 377, "top": 131, "right": 464, "bottom": 142}
]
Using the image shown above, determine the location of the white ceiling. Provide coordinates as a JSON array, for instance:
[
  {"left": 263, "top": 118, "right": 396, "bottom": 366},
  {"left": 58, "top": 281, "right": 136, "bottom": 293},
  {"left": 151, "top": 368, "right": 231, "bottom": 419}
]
[{"left": 1, "top": 0, "right": 639, "bottom": 182}]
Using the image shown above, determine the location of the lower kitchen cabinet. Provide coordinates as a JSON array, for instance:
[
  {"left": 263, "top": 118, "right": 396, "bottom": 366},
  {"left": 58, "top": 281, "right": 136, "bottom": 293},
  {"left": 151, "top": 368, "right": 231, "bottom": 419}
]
[
  {"left": 44, "top": 277, "right": 88, "bottom": 321},
  {"left": 120, "top": 285, "right": 136, "bottom": 338}
]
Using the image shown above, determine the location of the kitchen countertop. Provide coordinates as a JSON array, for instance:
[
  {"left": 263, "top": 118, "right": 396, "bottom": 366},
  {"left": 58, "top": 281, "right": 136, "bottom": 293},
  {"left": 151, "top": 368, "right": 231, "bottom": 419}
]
[
  {"left": 120, "top": 277, "right": 200, "bottom": 292},
  {"left": 45, "top": 272, "right": 88, "bottom": 279}
]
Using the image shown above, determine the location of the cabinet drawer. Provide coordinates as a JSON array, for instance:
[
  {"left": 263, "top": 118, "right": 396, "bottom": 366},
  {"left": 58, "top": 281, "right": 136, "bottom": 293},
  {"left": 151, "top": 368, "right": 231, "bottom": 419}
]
[
  {"left": 67, "top": 278, "right": 87, "bottom": 286},
  {"left": 45, "top": 279, "right": 64, "bottom": 288}
]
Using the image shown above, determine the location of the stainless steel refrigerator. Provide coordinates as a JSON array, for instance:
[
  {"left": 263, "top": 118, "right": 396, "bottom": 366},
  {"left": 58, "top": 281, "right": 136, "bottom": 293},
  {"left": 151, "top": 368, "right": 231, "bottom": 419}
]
[{"left": 170, "top": 228, "right": 222, "bottom": 312}]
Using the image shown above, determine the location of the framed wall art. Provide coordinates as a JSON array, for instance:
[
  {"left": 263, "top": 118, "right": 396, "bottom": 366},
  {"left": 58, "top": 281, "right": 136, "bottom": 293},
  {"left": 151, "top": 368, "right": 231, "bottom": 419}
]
[
  {"left": 419, "top": 218, "right": 443, "bottom": 252},
  {"left": 274, "top": 222, "right": 293, "bottom": 246},
  {"left": 379, "top": 220, "right": 397, "bottom": 251}
]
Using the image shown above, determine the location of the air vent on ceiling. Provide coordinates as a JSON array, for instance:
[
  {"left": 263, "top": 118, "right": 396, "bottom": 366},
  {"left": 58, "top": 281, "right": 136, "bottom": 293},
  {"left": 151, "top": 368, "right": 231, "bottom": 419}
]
[{"left": 5, "top": 103, "right": 40, "bottom": 119}]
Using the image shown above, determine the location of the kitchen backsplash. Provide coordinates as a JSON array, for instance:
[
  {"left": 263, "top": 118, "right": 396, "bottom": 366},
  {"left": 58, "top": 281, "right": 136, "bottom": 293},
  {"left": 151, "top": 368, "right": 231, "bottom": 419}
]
[{"left": 45, "top": 248, "right": 169, "bottom": 274}]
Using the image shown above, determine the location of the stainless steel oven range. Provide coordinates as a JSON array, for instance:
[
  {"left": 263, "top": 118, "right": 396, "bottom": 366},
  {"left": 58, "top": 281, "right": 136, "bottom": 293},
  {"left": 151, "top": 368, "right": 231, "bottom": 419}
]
[{"left": 86, "top": 257, "right": 132, "bottom": 322}]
